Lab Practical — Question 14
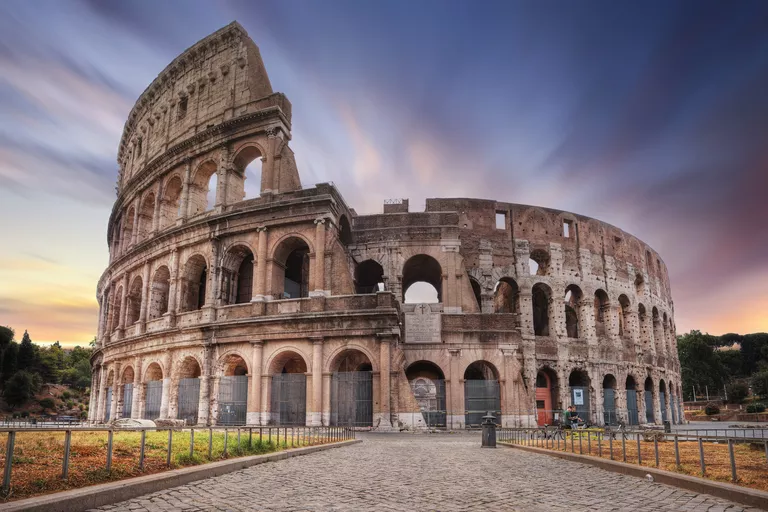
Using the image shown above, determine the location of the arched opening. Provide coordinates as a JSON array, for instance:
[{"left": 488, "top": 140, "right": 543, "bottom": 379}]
[
  {"left": 602, "top": 374, "right": 618, "bottom": 425},
  {"left": 136, "top": 193, "right": 155, "bottom": 243},
  {"left": 464, "top": 361, "right": 501, "bottom": 427},
  {"left": 532, "top": 283, "right": 552, "bottom": 336},
  {"left": 233, "top": 145, "right": 263, "bottom": 200},
  {"left": 122, "top": 206, "right": 135, "bottom": 251},
  {"left": 218, "top": 354, "right": 248, "bottom": 425},
  {"left": 338, "top": 215, "right": 353, "bottom": 246},
  {"left": 149, "top": 266, "right": 170, "bottom": 320},
  {"left": 220, "top": 245, "right": 255, "bottom": 305},
  {"left": 270, "top": 351, "right": 308, "bottom": 426},
  {"left": 143, "top": 363, "right": 163, "bottom": 420},
  {"left": 494, "top": 278, "right": 519, "bottom": 319},
  {"left": 535, "top": 368, "right": 559, "bottom": 425},
  {"left": 638, "top": 304, "right": 650, "bottom": 349},
  {"left": 126, "top": 276, "right": 143, "bottom": 325},
  {"left": 618, "top": 295, "right": 631, "bottom": 338},
  {"left": 634, "top": 273, "right": 645, "bottom": 295},
  {"left": 644, "top": 377, "right": 655, "bottom": 423},
  {"left": 568, "top": 370, "right": 591, "bottom": 423},
  {"left": 659, "top": 379, "right": 668, "bottom": 423},
  {"left": 272, "top": 237, "right": 310, "bottom": 299},
  {"left": 625, "top": 375, "right": 639, "bottom": 425},
  {"left": 120, "top": 367, "right": 134, "bottom": 419},
  {"left": 181, "top": 255, "right": 207, "bottom": 312},
  {"left": 110, "top": 286, "right": 123, "bottom": 332},
  {"left": 564, "top": 285, "right": 583, "bottom": 338},
  {"left": 330, "top": 349, "right": 373, "bottom": 427},
  {"left": 406, "top": 361, "right": 446, "bottom": 428},
  {"left": 189, "top": 161, "right": 217, "bottom": 216},
  {"left": 355, "top": 260, "right": 384, "bottom": 294},
  {"left": 160, "top": 175, "right": 182, "bottom": 229},
  {"left": 402, "top": 255, "right": 442, "bottom": 303},
  {"left": 177, "top": 357, "right": 201, "bottom": 425},
  {"left": 528, "top": 249, "right": 549, "bottom": 276},
  {"left": 652, "top": 307, "right": 663, "bottom": 354},
  {"left": 469, "top": 277, "right": 482, "bottom": 311},
  {"left": 594, "top": 289, "right": 610, "bottom": 337}
]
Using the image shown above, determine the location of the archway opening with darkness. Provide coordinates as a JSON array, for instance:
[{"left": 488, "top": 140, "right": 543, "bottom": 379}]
[
  {"left": 532, "top": 283, "right": 552, "bottom": 336},
  {"left": 602, "top": 374, "right": 617, "bottom": 425},
  {"left": 644, "top": 377, "right": 655, "bottom": 423},
  {"left": 330, "top": 350, "right": 373, "bottom": 427},
  {"left": 177, "top": 357, "right": 201, "bottom": 425},
  {"left": 355, "top": 259, "right": 384, "bottom": 294},
  {"left": 160, "top": 176, "right": 183, "bottom": 229},
  {"left": 270, "top": 351, "right": 308, "bottom": 426},
  {"left": 594, "top": 289, "right": 610, "bottom": 337},
  {"left": 181, "top": 255, "right": 207, "bottom": 312},
  {"left": 272, "top": 237, "right": 310, "bottom": 299},
  {"left": 625, "top": 375, "right": 639, "bottom": 425},
  {"left": 564, "top": 285, "right": 583, "bottom": 338},
  {"left": 618, "top": 294, "right": 631, "bottom": 338},
  {"left": 568, "top": 370, "right": 590, "bottom": 422},
  {"left": 528, "top": 248, "right": 549, "bottom": 276},
  {"left": 120, "top": 367, "right": 134, "bottom": 419},
  {"left": 137, "top": 193, "right": 154, "bottom": 243},
  {"left": 464, "top": 361, "right": 500, "bottom": 427},
  {"left": 126, "top": 276, "right": 143, "bottom": 325},
  {"left": 221, "top": 245, "right": 254, "bottom": 305},
  {"left": 494, "top": 278, "right": 519, "bottom": 320},
  {"left": 338, "top": 215, "right": 353, "bottom": 245},
  {"left": 469, "top": 277, "right": 482, "bottom": 311},
  {"left": 402, "top": 254, "right": 442, "bottom": 303},
  {"left": 406, "top": 361, "right": 446, "bottom": 428},
  {"left": 218, "top": 354, "right": 248, "bottom": 425},
  {"left": 143, "top": 362, "right": 163, "bottom": 421},
  {"left": 149, "top": 266, "right": 170, "bottom": 320}
]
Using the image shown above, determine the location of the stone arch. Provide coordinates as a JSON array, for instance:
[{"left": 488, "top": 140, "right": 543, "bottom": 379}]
[
  {"left": 594, "top": 289, "right": 610, "bottom": 337},
  {"left": 174, "top": 355, "right": 202, "bottom": 425},
  {"left": 136, "top": 192, "right": 155, "bottom": 243},
  {"left": 120, "top": 365, "right": 135, "bottom": 384},
  {"left": 535, "top": 366, "right": 559, "bottom": 425},
  {"left": 464, "top": 361, "right": 501, "bottom": 426},
  {"left": 176, "top": 355, "right": 202, "bottom": 380},
  {"left": 564, "top": 284, "right": 584, "bottom": 338},
  {"left": 217, "top": 351, "right": 249, "bottom": 376},
  {"left": 531, "top": 282, "right": 552, "bottom": 336},
  {"left": 126, "top": 275, "right": 143, "bottom": 325},
  {"left": 634, "top": 272, "right": 645, "bottom": 295},
  {"left": 618, "top": 294, "right": 631, "bottom": 338},
  {"left": 122, "top": 205, "right": 135, "bottom": 251},
  {"left": 231, "top": 143, "right": 265, "bottom": 200},
  {"left": 644, "top": 376, "right": 655, "bottom": 423},
  {"left": 464, "top": 360, "right": 500, "bottom": 380},
  {"left": 494, "top": 277, "right": 519, "bottom": 317},
  {"left": 266, "top": 347, "right": 311, "bottom": 374},
  {"left": 355, "top": 259, "right": 384, "bottom": 294},
  {"left": 402, "top": 254, "right": 442, "bottom": 303},
  {"left": 189, "top": 159, "right": 218, "bottom": 215},
  {"left": 326, "top": 345, "right": 378, "bottom": 373},
  {"left": 329, "top": 348, "right": 375, "bottom": 373},
  {"left": 603, "top": 374, "right": 618, "bottom": 424},
  {"left": 160, "top": 174, "right": 183, "bottom": 229},
  {"left": 468, "top": 276, "right": 482, "bottom": 311},
  {"left": 149, "top": 265, "right": 171, "bottom": 320},
  {"left": 338, "top": 215, "right": 353, "bottom": 246},
  {"left": 405, "top": 360, "right": 447, "bottom": 427},
  {"left": 221, "top": 243, "right": 255, "bottom": 305},
  {"left": 638, "top": 303, "right": 651, "bottom": 350},
  {"left": 568, "top": 369, "right": 592, "bottom": 421},
  {"left": 181, "top": 254, "right": 208, "bottom": 311},
  {"left": 270, "top": 234, "right": 313, "bottom": 299},
  {"left": 652, "top": 307, "right": 663, "bottom": 353},
  {"left": 143, "top": 361, "right": 164, "bottom": 382},
  {"left": 109, "top": 285, "right": 123, "bottom": 332},
  {"left": 529, "top": 248, "right": 550, "bottom": 276}
]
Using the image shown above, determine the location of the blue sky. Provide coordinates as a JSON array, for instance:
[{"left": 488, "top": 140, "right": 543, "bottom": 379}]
[{"left": 1, "top": 0, "right": 767, "bottom": 345}]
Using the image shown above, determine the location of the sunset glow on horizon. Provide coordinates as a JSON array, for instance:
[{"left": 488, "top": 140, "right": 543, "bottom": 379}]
[{"left": 1, "top": 0, "right": 767, "bottom": 347}]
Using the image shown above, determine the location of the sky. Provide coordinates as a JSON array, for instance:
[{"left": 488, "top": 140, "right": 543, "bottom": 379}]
[{"left": 0, "top": 0, "right": 766, "bottom": 346}]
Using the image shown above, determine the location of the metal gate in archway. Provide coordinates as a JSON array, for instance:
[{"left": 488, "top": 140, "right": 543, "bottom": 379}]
[
  {"left": 330, "top": 371, "right": 372, "bottom": 427},
  {"left": 645, "top": 391, "right": 654, "bottom": 423},
  {"left": 626, "top": 390, "right": 639, "bottom": 425},
  {"left": 464, "top": 380, "right": 500, "bottom": 427},
  {"left": 217, "top": 375, "right": 248, "bottom": 425},
  {"left": 122, "top": 384, "right": 133, "bottom": 418},
  {"left": 410, "top": 378, "right": 446, "bottom": 428},
  {"left": 603, "top": 388, "right": 617, "bottom": 425},
  {"left": 660, "top": 391, "right": 668, "bottom": 422},
  {"left": 271, "top": 373, "right": 306, "bottom": 426},
  {"left": 144, "top": 381, "right": 162, "bottom": 420},
  {"left": 177, "top": 378, "right": 200, "bottom": 425},
  {"left": 104, "top": 387, "right": 112, "bottom": 422}
]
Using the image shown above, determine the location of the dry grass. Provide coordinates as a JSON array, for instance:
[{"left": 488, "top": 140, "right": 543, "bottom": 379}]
[
  {"left": 504, "top": 432, "right": 768, "bottom": 492},
  {"left": 0, "top": 428, "right": 334, "bottom": 502}
]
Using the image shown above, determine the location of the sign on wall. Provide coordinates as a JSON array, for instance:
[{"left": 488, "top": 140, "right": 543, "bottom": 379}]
[
  {"left": 404, "top": 303, "right": 442, "bottom": 344},
  {"left": 573, "top": 388, "right": 584, "bottom": 406}
]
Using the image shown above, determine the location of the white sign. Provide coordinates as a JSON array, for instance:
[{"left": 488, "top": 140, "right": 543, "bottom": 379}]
[
  {"left": 404, "top": 303, "right": 441, "bottom": 344},
  {"left": 573, "top": 389, "right": 584, "bottom": 406}
]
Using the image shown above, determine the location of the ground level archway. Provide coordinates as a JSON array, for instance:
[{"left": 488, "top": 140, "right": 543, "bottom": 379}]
[
  {"left": 270, "top": 351, "right": 308, "bottom": 426},
  {"left": 330, "top": 349, "right": 373, "bottom": 427},
  {"left": 464, "top": 361, "right": 500, "bottom": 427},
  {"left": 406, "top": 361, "right": 446, "bottom": 428}
]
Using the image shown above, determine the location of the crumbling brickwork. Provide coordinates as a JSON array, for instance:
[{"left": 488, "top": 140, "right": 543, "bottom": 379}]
[{"left": 91, "top": 22, "right": 681, "bottom": 430}]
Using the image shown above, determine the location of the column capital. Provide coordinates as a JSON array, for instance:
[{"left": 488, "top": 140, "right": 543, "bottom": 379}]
[
  {"left": 314, "top": 217, "right": 327, "bottom": 225},
  {"left": 376, "top": 332, "right": 394, "bottom": 343},
  {"left": 448, "top": 348, "right": 462, "bottom": 357},
  {"left": 250, "top": 339, "right": 264, "bottom": 347},
  {"left": 256, "top": 226, "right": 268, "bottom": 233},
  {"left": 309, "top": 336, "right": 324, "bottom": 345}
]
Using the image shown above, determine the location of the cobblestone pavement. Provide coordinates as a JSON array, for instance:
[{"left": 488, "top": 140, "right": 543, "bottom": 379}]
[{"left": 94, "top": 433, "right": 762, "bottom": 512}]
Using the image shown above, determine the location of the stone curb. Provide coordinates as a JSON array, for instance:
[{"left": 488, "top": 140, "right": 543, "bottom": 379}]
[
  {"left": 500, "top": 442, "right": 768, "bottom": 510},
  {"left": 0, "top": 439, "right": 362, "bottom": 512}
]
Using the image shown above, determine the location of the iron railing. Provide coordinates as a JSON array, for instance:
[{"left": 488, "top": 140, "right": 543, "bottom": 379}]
[
  {"left": 498, "top": 427, "right": 768, "bottom": 485},
  {"left": 0, "top": 426, "right": 354, "bottom": 496}
]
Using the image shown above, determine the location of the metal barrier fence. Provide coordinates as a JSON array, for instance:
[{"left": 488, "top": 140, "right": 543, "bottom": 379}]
[
  {"left": 498, "top": 427, "right": 768, "bottom": 484},
  {"left": 0, "top": 426, "right": 354, "bottom": 496}
]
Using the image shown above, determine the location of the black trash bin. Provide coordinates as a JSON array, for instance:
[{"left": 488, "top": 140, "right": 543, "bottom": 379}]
[{"left": 481, "top": 412, "right": 497, "bottom": 448}]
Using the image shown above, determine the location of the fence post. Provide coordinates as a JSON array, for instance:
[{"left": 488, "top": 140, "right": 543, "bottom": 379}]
[
  {"left": 104, "top": 429, "right": 114, "bottom": 474},
  {"left": 139, "top": 430, "right": 146, "bottom": 471},
  {"left": 190, "top": 428, "right": 195, "bottom": 458},
  {"left": 698, "top": 437, "right": 705, "bottom": 475},
  {"left": 654, "top": 437, "right": 659, "bottom": 467},
  {"left": 208, "top": 428, "right": 213, "bottom": 459},
  {"left": 622, "top": 435, "right": 626, "bottom": 462},
  {"left": 598, "top": 432, "right": 602, "bottom": 457},
  {"left": 237, "top": 428, "right": 241, "bottom": 449},
  {"left": 249, "top": 428, "right": 252, "bottom": 448},
  {"left": 609, "top": 434, "right": 613, "bottom": 461},
  {"left": 166, "top": 429, "right": 173, "bottom": 468},
  {"left": 587, "top": 432, "right": 591, "bottom": 455},
  {"left": 260, "top": 427, "right": 263, "bottom": 445},
  {"left": 674, "top": 435, "right": 680, "bottom": 468},
  {"left": 570, "top": 431, "right": 574, "bottom": 453},
  {"left": 3, "top": 431, "right": 15, "bottom": 494},
  {"left": 636, "top": 433, "right": 642, "bottom": 465},
  {"left": 728, "top": 439, "right": 737, "bottom": 482},
  {"left": 224, "top": 429, "right": 228, "bottom": 458},
  {"left": 276, "top": 428, "right": 279, "bottom": 447},
  {"left": 62, "top": 430, "right": 72, "bottom": 480}
]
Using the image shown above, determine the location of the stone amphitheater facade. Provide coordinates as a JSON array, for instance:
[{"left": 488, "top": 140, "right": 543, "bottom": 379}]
[{"left": 90, "top": 22, "right": 682, "bottom": 429}]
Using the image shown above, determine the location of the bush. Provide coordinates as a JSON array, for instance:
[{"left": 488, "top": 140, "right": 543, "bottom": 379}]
[
  {"left": 725, "top": 382, "right": 749, "bottom": 403},
  {"left": 61, "top": 391, "right": 71, "bottom": 400},
  {"left": 746, "top": 403, "right": 766, "bottom": 414},
  {"left": 751, "top": 370, "right": 768, "bottom": 398},
  {"left": 3, "top": 371, "right": 41, "bottom": 407},
  {"left": 38, "top": 398, "right": 55, "bottom": 410},
  {"left": 65, "top": 399, "right": 74, "bottom": 409},
  {"left": 704, "top": 403, "right": 720, "bottom": 416}
]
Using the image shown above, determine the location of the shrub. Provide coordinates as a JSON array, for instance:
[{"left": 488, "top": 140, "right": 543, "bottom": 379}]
[
  {"left": 725, "top": 382, "right": 749, "bottom": 403},
  {"left": 746, "top": 403, "right": 766, "bottom": 414},
  {"left": 3, "top": 371, "right": 41, "bottom": 407},
  {"left": 38, "top": 398, "right": 55, "bottom": 410},
  {"left": 704, "top": 403, "right": 720, "bottom": 416},
  {"left": 61, "top": 391, "right": 71, "bottom": 400},
  {"left": 80, "top": 411, "right": 87, "bottom": 419},
  {"left": 65, "top": 399, "right": 74, "bottom": 409}
]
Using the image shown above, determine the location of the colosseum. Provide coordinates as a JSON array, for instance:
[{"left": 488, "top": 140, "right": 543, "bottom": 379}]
[{"left": 90, "top": 22, "right": 682, "bottom": 430}]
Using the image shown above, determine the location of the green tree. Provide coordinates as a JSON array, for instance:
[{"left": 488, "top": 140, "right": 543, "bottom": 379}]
[
  {"left": 3, "top": 371, "right": 40, "bottom": 407},
  {"left": 740, "top": 333, "right": 768, "bottom": 375},
  {"left": 725, "top": 381, "right": 749, "bottom": 403},
  {"left": 17, "top": 330, "right": 38, "bottom": 371},
  {"left": 38, "top": 397, "right": 55, "bottom": 411},
  {"left": 677, "top": 330, "right": 727, "bottom": 397},
  {"left": 1, "top": 342, "right": 18, "bottom": 384},
  {"left": 751, "top": 369, "right": 768, "bottom": 398},
  {"left": 38, "top": 342, "right": 65, "bottom": 384},
  {"left": 716, "top": 349, "right": 744, "bottom": 379},
  {"left": 0, "top": 326, "right": 13, "bottom": 348}
]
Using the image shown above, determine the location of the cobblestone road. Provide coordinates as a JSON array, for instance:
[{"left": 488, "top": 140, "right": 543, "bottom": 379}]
[{"left": 95, "top": 433, "right": 761, "bottom": 512}]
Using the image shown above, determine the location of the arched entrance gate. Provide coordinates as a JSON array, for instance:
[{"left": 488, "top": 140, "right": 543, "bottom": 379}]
[
  {"left": 330, "top": 350, "right": 373, "bottom": 427},
  {"left": 406, "top": 361, "right": 446, "bottom": 428},
  {"left": 270, "top": 351, "right": 307, "bottom": 426},
  {"left": 464, "top": 361, "right": 501, "bottom": 427}
]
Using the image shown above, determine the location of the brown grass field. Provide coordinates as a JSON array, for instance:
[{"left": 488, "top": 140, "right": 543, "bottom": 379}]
[
  {"left": 504, "top": 432, "right": 768, "bottom": 492},
  {"left": 0, "top": 428, "right": 334, "bottom": 502}
]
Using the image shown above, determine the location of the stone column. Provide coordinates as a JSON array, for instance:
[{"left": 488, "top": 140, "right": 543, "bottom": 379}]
[
  {"left": 322, "top": 373, "right": 332, "bottom": 426},
  {"left": 260, "top": 375, "right": 272, "bottom": 425},
  {"left": 96, "top": 296, "right": 104, "bottom": 342},
  {"left": 247, "top": 340, "right": 263, "bottom": 425},
  {"left": 97, "top": 364, "right": 109, "bottom": 423},
  {"left": 312, "top": 218, "right": 327, "bottom": 295},
  {"left": 139, "top": 261, "right": 151, "bottom": 333},
  {"left": 653, "top": 383, "right": 662, "bottom": 425},
  {"left": 180, "top": 161, "right": 192, "bottom": 221},
  {"left": 118, "top": 274, "right": 129, "bottom": 332},
  {"left": 198, "top": 375, "right": 211, "bottom": 425},
  {"left": 88, "top": 365, "right": 100, "bottom": 423},
  {"left": 310, "top": 337, "right": 323, "bottom": 426},
  {"left": 209, "top": 376, "right": 220, "bottom": 426},
  {"left": 377, "top": 334, "right": 393, "bottom": 429},
  {"left": 130, "top": 202, "right": 140, "bottom": 247},
  {"left": 214, "top": 166, "right": 230, "bottom": 211},
  {"left": 109, "top": 362, "right": 121, "bottom": 421},
  {"left": 253, "top": 227, "right": 269, "bottom": 300},
  {"left": 168, "top": 249, "right": 179, "bottom": 323},
  {"left": 448, "top": 349, "right": 463, "bottom": 428},
  {"left": 131, "top": 359, "right": 141, "bottom": 419},
  {"left": 151, "top": 185, "right": 162, "bottom": 234},
  {"left": 159, "top": 378, "right": 171, "bottom": 419}
]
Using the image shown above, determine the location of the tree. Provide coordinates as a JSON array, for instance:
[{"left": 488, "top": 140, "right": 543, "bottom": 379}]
[
  {"left": 725, "top": 381, "right": 749, "bottom": 403},
  {"left": 38, "top": 342, "right": 65, "bottom": 384},
  {"left": 751, "top": 369, "right": 768, "bottom": 398},
  {"left": 17, "top": 330, "right": 38, "bottom": 371},
  {"left": 0, "top": 326, "right": 13, "bottom": 348},
  {"left": 1, "top": 342, "right": 18, "bottom": 384},
  {"left": 740, "top": 333, "right": 768, "bottom": 375},
  {"left": 716, "top": 349, "right": 744, "bottom": 379},
  {"left": 677, "top": 331, "right": 728, "bottom": 396},
  {"left": 3, "top": 371, "right": 40, "bottom": 408}
]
